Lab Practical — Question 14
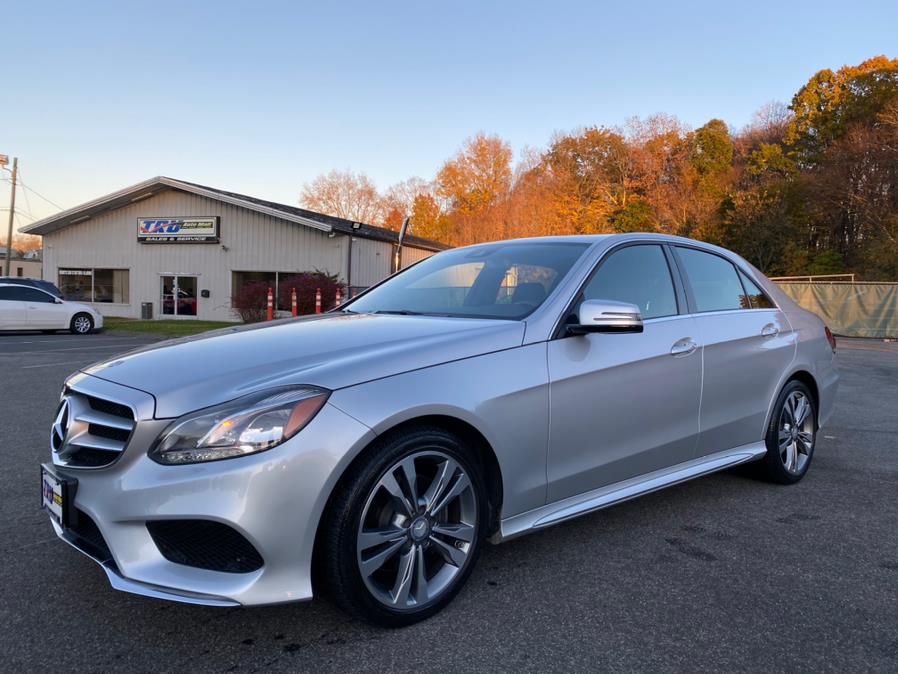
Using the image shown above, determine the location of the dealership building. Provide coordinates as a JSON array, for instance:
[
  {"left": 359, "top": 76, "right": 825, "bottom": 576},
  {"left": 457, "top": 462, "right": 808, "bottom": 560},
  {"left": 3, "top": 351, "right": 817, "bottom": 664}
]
[{"left": 22, "top": 176, "right": 446, "bottom": 321}]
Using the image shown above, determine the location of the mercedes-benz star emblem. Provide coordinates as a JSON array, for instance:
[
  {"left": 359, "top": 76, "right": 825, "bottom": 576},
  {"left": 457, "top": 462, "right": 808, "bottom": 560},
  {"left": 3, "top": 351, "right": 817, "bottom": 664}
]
[{"left": 51, "top": 399, "right": 70, "bottom": 452}]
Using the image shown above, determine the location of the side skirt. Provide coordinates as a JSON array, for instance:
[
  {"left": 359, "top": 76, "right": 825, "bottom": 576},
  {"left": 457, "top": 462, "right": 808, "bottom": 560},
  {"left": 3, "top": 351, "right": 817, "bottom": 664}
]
[{"left": 493, "top": 442, "right": 767, "bottom": 543}]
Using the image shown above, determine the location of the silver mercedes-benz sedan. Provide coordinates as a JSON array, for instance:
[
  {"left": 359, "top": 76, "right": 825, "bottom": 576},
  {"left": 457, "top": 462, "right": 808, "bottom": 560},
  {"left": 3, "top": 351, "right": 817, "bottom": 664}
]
[{"left": 40, "top": 234, "right": 838, "bottom": 626}]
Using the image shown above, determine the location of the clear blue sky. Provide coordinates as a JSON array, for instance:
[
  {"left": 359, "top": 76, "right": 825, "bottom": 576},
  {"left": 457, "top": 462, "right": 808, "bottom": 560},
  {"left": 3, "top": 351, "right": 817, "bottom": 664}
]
[{"left": 3, "top": 1, "right": 897, "bottom": 225}]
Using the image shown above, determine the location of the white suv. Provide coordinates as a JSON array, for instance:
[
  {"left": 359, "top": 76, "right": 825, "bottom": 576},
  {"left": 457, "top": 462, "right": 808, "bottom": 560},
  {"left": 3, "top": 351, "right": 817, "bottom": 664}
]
[{"left": 0, "top": 282, "right": 103, "bottom": 333}]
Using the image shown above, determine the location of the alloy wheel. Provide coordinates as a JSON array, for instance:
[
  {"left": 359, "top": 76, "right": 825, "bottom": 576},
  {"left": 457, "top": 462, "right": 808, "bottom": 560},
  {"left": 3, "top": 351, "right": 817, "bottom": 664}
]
[
  {"left": 778, "top": 390, "right": 814, "bottom": 474},
  {"left": 356, "top": 450, "right": 478, "bottom": 609},
  {"left": 73, "top": 316, "right": 92, "bottom": 333}
]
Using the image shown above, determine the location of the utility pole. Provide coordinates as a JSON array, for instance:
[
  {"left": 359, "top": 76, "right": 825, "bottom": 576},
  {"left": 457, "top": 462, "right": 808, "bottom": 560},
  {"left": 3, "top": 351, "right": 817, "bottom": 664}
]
[{"left": 3, "top": 157, "right": 18, "bottom": 277}]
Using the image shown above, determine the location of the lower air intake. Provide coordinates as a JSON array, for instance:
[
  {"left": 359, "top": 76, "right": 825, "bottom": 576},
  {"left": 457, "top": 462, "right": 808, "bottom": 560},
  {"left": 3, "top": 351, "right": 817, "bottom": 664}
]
[{"left": 147, "top": 520, "right": 264, "bottom": 573}]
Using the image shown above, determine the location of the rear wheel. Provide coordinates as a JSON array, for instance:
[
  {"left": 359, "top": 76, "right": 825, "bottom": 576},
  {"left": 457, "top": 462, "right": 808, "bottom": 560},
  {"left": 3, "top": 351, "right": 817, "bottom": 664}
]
[
  {"left": 321, "top": 426, "right": 486, "bottom": 627},
  {"left": 758, "top": 380, "right": 817, "bottom": 484},
  {"left": 70, "top": 313, "right": 94, "bottom": 334}
]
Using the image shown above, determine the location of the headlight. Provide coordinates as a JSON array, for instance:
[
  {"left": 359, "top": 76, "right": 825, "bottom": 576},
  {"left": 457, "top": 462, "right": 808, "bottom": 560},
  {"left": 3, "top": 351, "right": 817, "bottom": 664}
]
[{"left": 149, "top": 386, "right": 329, "bottom": 465}]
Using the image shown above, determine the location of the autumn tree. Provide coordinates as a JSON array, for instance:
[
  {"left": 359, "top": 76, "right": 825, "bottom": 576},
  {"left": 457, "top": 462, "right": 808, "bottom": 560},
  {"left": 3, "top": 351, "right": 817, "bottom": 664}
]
[
  {"left": 410, "top": 193, "right": 453, "bottom": 243},
  {"left": 785, "top": 56, "right": 898, "bottom": 276},
  {"left": 1, "top": 233, "right": 42, "bottom": 255},
  {"left": 787, "top": 56, "right": 898, "bottom": 165},
  {"left": 382, "top": 177, "right": 434, "bottom": 231},
  {"left": 535, "top": 127, "right": 636, "bottom": 235},
  {"left": 626, "top": 114, "right": 695, "bottom": 236},
  {"left": 300, "top": 169, "right": 386, "bottom": 224},
  {"left": 295, "top": 56, "right": 898, "bottom": 280},
  {"left": 436, "top": 133, "right": 513, "bottom": 244}
]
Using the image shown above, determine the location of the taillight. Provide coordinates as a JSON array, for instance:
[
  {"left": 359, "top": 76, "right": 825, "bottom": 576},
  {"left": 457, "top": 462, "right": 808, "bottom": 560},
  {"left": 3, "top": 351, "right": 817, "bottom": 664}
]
[{"left": 824, "top": 326, "right": 837, "bottom": 352}]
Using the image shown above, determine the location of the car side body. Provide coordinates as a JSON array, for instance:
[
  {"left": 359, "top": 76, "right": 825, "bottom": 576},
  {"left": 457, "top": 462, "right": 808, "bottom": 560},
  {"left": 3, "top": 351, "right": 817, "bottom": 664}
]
[{"left": 43, "top": 233, "right": 838, "bottom": 616}]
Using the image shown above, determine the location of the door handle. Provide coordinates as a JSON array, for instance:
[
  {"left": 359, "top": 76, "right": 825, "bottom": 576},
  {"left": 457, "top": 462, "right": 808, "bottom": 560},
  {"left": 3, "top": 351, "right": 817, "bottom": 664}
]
[
  {"left": 670, "top": 338, "right": 698, "bottom": 357},
  {"left": 761, "top": 323, "right": 779, "bottom": 338}
]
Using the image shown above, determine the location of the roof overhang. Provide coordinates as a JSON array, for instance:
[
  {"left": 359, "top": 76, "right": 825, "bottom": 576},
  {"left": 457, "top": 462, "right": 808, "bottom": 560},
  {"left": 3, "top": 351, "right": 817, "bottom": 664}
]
[{"left": 21, "top": 176, "right": 333, "bottom": 236}]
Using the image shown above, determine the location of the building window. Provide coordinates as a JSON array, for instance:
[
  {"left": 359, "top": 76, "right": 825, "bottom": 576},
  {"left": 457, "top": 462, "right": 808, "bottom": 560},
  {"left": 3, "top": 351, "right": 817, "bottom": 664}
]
[
  {"left": 232, "top": 271, "right": 300, "bottom": 311},
  {"left": 93, "top": 269, "right": 130, "bottom": 303},
  {"left": 16, "top": 267, "right": 23, "bottom": 277},
  {"left": 59, "top": 268, "right": 130, "bottom": 303}
]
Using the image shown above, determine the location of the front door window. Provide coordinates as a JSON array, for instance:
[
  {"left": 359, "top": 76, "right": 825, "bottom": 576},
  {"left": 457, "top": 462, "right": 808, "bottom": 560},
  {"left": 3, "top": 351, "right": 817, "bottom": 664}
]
[{"left": 161, "top": 276, "right": 198, "bottom": 317}]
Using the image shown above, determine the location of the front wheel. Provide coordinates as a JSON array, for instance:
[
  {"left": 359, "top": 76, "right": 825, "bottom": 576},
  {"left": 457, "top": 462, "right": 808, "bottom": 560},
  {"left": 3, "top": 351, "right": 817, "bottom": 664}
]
[
  {"left": 757, "top": 380, "right": 817, "bottom": 484},
  {"left": 70, "top": 313, "right": 94, "bottom": 334},
  {"left": 320, "top": 426, "right": 486, "bottom": 627}
]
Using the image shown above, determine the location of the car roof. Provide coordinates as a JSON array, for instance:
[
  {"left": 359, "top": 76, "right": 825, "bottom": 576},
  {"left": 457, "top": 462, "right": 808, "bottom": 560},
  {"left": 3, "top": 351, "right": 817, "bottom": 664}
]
[
  {"left": 445, "top": 233, "right": 747, "bottom": 259},
  {"left": 0, "top": 277, "right": 63, "bottom": 296}
]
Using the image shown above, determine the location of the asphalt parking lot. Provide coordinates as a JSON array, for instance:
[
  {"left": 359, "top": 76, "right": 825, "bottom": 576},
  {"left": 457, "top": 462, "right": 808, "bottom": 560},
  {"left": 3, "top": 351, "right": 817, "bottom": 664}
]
[{"left": 1, "top": 332, "right": 896, "bottom": 673}]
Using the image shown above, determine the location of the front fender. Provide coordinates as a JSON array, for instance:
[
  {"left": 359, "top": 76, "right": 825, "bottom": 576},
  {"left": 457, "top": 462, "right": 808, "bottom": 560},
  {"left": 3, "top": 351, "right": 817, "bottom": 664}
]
[{"left": 327, "top": 343, "right": 550, "bottom": 518}]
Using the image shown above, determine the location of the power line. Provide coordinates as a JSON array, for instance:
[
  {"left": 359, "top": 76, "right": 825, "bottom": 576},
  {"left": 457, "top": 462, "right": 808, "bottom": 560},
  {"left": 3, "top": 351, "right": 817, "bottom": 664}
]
[
  {"left": 4, "top": 171, "right": 68, "bottom": 211},
  {"left": 0, "top": 208, "right": 36, "bottom": 220},
  {"left": 19, "top": 178, "right": 67, "bottom": 211},
  {"left": 17, "top": 170, "right": 34, "bottom": 219},
  {"left": 0, "top": 204, "right": 37, "bottom": 218}
]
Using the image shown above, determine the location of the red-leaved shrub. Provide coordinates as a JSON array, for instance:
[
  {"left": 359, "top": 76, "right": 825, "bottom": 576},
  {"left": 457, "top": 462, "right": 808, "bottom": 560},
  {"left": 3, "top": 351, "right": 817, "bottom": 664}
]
[
  {"left": 278, "top": 271, "right": 344, "bottom": 315},
  {"left": 231, "top": 281, "right": 271, "bottom": 323}
]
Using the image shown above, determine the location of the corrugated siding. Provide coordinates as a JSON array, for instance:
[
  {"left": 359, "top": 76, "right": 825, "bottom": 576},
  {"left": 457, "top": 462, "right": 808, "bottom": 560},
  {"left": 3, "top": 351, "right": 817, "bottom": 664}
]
[
  {"left": 400, "top": 245, "right": 435, "bottom": 267},
  {"left": 350, "top": 238, "right": 393, "bottom": 287},
  {"left": 42, "top": 189, "right": 347, "bottom": 321}
]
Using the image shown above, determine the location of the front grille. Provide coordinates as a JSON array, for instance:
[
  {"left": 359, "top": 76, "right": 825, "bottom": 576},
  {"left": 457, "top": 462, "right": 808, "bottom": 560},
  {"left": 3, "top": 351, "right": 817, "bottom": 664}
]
[
  {"left": 88, "top": 423, "right": 131, "bottom": 442},
  {"left": 147, "top": 520, "right": 264, "bottom": 573},
  {"left": 52, "top": 390, "right": 135, "bottom": 468},
  {"left": 85, "top": 395, "right": 133, "bottom": 420},
  {"left": 67, "top": 508, "right": 112, "bottom": 562}
]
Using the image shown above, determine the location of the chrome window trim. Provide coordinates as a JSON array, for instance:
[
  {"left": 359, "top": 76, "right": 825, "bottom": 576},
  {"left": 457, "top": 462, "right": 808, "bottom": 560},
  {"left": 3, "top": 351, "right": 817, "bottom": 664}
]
[{"left": 670, "top": 243, "right": 782, "bottom": 313}]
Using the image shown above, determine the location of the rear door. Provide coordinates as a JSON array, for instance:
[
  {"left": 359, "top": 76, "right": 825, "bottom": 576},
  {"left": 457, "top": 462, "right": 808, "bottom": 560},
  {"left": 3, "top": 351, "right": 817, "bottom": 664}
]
[
  {"left": 546, "top": 244, "right": 702, "bottom": 501},
  {"left": 0, "top": 285, "right": 28, "bottom": 329},
  {"left": 673, "top": 246, "right": 796, "bottom": 456}
]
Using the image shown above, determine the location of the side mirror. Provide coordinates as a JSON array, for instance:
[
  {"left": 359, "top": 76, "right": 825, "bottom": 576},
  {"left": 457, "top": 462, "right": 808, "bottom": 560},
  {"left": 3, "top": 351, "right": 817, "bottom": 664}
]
[
  {"left": 55, "top": 297, "right": 64, "bottom": 304},
  {"left": 567, "top": 299, "right": 644, "bottom": 335}
]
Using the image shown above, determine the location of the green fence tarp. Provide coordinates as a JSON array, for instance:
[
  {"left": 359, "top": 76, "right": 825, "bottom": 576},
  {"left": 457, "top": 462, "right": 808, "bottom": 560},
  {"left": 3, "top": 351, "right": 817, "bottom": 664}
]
[{"left": 777, "top": 283, "right": 898, "bottom": 339}]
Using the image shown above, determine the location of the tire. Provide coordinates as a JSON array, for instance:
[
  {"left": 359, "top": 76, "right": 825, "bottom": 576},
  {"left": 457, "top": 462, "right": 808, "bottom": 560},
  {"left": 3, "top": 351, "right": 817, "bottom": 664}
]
[
  {"left": 320, "top": 426, "right": 486, "bottom": 627},
  {"left": 70, "top": 313, "right": 94, "bottom": 334},
  {"left": 757, "top": 380, "right": 817, "bottom": 484}
]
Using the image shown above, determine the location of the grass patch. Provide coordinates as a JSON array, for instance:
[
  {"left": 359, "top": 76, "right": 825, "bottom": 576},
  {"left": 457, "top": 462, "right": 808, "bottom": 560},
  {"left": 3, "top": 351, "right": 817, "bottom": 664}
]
[{"left": 104, "top": 317, "right": 240, "bottom": 338}]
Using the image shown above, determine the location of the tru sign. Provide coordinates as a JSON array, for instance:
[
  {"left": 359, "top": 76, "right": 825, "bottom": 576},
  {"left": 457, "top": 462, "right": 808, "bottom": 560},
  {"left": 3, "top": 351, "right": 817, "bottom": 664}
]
[{"left": 139, "top": 219, "right": 187, "bottom": 234}]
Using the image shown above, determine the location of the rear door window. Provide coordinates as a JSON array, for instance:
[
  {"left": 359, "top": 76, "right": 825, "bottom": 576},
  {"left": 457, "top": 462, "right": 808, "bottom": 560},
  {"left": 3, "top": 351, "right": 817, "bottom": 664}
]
[
  {"left": 737, "top": 270, "right": 775, "bottom": 309},
  {"left": 676, "top": 247, "right": 747, "bottom": 312}
]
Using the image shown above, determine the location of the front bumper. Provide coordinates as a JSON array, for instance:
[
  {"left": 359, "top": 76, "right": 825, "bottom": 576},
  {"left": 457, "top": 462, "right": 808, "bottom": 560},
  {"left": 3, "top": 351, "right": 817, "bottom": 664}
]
[{"left": 49, "top": 374, "right": 375, "bottom": 606}]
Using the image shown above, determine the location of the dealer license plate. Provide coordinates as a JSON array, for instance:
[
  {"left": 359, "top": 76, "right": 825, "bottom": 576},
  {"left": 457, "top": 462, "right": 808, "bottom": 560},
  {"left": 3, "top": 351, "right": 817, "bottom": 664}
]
[{"left": 41, "top": 464, "right": 71, "bottom": 528}]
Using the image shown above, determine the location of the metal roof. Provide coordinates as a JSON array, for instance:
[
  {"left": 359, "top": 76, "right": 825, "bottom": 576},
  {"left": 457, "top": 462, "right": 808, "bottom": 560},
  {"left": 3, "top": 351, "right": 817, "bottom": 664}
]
[{"left": 20, "top": 176, "right": 449, "bottom": 252}]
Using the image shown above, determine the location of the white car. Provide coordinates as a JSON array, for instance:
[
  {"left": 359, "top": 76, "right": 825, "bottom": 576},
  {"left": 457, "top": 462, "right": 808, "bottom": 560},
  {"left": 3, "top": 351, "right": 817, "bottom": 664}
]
[{"left": 0, "top": 282, "right": 103, "bottom": 333}]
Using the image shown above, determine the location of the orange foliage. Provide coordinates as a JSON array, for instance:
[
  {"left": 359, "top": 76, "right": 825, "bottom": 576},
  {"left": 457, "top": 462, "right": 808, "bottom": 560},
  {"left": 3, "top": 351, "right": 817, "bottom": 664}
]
[{"left": 296, "top": 56, "right": 898, "bottom": 278}]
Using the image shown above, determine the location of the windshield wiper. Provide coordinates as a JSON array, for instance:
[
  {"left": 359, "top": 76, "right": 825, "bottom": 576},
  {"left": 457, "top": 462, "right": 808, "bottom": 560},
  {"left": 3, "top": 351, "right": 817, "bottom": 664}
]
[{"left": 372, "top": 309, "right": 423, "bottom": 316}]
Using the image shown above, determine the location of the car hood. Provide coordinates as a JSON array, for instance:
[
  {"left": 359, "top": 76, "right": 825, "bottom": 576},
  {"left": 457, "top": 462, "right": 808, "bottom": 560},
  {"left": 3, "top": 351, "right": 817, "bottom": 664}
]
[{"left": 82, "top": 314, "right": 525, "bottom": 418}]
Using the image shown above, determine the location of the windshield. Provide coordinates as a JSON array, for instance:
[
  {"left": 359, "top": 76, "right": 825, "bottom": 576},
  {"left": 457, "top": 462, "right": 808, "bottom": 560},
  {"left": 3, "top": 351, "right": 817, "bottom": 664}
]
[{"left": 345, "top": 241, "right": 590, "bottom": 320}]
